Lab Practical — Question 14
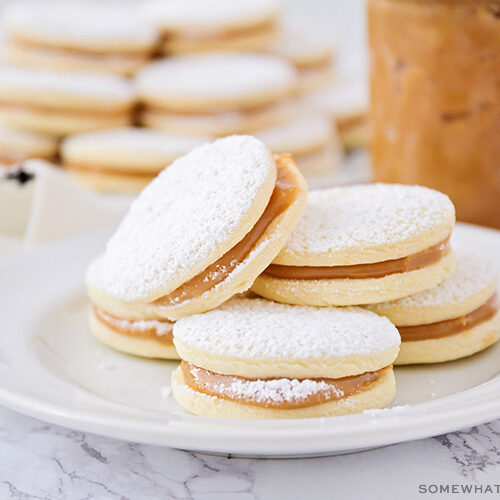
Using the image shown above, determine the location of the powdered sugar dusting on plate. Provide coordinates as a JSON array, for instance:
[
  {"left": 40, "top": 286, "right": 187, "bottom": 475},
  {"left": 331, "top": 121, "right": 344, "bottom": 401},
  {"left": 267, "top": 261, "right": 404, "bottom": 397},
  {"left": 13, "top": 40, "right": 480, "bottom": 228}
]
[
  {"left": 87, "top": 136, "right": 273, "bottom": 301},
  {"left": 174, "top": 298, "right": 400, "bottom": 359},
  {"left": 385, "top": 250, "right": 497, "bottom": 308},
  {"left": 279, "top": 184, "right": 454, "bottom": 258}
]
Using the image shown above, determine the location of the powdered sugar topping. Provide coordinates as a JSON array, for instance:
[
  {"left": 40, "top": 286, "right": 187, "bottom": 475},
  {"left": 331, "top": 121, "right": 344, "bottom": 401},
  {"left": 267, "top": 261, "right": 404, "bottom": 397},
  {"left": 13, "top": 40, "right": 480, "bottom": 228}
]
[
  {"left": 0, "top": 65, "right": 134, "bottom": 103},
  {"left": 136, "top": 53, "right": 296, "bottom": 102},
  {"left": 277, "top": 184, "right": 454, "bottom": 260},
  {"left": 144, "top": 0, "right": 281, "bottom": 31},
  {"left": 87, "top": 136, "right": 274, "bottom": 301},
  {"left": 5, "top": 2, "right": 157, "bottom": 49},
  {"left": 385, "top": 250, "right": 497, "bottom": 308},
  {"left": 174, "top": 298, "right": 400, "bottom": 359}
]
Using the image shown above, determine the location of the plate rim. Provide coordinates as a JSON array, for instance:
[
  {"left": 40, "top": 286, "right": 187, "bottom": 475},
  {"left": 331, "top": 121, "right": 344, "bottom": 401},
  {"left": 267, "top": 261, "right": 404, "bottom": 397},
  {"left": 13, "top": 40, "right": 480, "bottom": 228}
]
[{"left": 0, "top": 222, "right": 499, "bottom": 455}]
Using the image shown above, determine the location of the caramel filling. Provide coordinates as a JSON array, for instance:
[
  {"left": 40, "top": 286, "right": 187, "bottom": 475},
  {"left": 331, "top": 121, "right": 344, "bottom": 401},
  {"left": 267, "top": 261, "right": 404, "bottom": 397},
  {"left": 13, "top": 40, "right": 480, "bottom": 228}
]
[
  {"left": 94, "top": 306, "right": 174, "bottom": 345},
  {"left": 155, "top": 155, "right": 301, "bottom": 306},
  {"left": 398, "top": 293, "right": 499, "bottom": 342},
  {"left": 181, "top": 361, "right": 384, "bottom": 409},
  {"left": 336, "top": 114, "right": 367, "bottom": 133},
  {"left": 264, "top": 238, "right": 450, "bottom": 280}
]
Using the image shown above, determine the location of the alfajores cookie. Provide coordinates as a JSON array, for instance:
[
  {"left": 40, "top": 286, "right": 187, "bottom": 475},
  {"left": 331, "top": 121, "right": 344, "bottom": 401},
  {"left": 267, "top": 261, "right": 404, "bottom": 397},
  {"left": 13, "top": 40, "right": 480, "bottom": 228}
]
[
  {"left": 87, "top": 135, "right": 307, "bottom": 335},
  {"left": 368, "top": 250, "right": 500, "bottom": 364},
  {"left": 171, "top": 298, "right": 400, "bottom": 419},
  {"left": 2, "top": 1, "right": 159, "bottom": 76},
  {"left": 0, "top": 66, "right": 135, "bottom": 136},
  {"left": 0, "top": 126, "right": 58, "bottom": 165},
  {"left": 136, "top": 52, "right": 297, "bottom": 136},
  {"left": 61, "top": 127, "right": 208, "bottom": 193},
  {"left": 269, "top": 30, "right": 335, "bottom": 95},
  {"left": 89, "top": 305, "right": 177, "bottom": 360},
  {"left": 255, "top": 113, "right": 341, "bottom": 179},
  {"left": 310, "top": 78, "right": 369, "bottom": 149},
  {"left": 144, "top": 0, "right": 281, "bottom": 55},
  {"left": 252, "top": 184, "right": 456, "bottom": 306}
]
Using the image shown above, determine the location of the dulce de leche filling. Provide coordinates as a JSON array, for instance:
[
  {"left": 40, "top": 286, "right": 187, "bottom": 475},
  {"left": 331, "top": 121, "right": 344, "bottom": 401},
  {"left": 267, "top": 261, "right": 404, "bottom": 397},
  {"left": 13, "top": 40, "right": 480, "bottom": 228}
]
[
  {"left": 264, "top": 238, "right": 450, "bottom": 281},
  {"left": 155, "top": 155, "right": 301, "bottom": 306},
  {"left": 181, "top": 361, "right": 384, "bottom": 409},
  {"left": 94, "top": 306, "right": 174, "bottom": 345},
  {"left": 398, "top": 293, "right": 499, "bottom": 342}
]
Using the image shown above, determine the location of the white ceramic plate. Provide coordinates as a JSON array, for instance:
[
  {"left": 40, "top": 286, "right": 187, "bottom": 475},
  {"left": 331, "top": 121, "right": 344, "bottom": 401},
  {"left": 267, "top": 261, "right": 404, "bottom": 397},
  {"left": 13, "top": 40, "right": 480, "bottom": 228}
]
[{"left": 0, "top": 223, "right": 499, "bottom": 457}]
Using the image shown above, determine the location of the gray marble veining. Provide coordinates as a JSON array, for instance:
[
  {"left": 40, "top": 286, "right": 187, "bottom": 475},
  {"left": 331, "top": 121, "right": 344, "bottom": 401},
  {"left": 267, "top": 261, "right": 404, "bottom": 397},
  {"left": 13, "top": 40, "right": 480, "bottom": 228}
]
[{"left": 0, "top": 407, "right": 498, "bottom": 500}]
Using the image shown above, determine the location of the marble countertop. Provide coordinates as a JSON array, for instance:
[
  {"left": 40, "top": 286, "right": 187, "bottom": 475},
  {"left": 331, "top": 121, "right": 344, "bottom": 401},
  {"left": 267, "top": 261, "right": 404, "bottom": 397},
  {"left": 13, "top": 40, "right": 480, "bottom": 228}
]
[{"left": 0, "top": 407, "right": 498, "bottom": 500}]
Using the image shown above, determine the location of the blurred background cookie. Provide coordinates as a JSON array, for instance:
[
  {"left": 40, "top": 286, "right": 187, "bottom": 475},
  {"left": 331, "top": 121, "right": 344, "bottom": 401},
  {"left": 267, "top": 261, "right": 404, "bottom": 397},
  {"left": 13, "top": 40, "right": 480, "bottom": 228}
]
[
  {"left": 61, "top": 127, "right": 208, "bottom": 193},
  {"left": 2, "top": 1, "right": 159, "bottom": 76}
]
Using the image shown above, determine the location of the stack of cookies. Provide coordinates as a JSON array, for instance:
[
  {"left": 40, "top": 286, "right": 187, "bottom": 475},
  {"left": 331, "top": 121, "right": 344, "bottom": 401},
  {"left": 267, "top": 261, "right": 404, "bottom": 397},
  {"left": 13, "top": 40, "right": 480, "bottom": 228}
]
[
  {"left": 86, "top": 135, "right": 498, "bottom": 419},
  {"left": 0, "top": 0, "right": 343, "bottom": 191}
]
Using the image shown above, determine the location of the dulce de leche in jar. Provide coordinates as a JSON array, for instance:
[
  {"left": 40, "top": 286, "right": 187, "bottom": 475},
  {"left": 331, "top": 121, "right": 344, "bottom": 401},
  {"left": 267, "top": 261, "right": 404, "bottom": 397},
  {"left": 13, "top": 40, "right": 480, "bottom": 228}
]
[{"left": 368, "top": 0, "right": 500, "bottom": 228}]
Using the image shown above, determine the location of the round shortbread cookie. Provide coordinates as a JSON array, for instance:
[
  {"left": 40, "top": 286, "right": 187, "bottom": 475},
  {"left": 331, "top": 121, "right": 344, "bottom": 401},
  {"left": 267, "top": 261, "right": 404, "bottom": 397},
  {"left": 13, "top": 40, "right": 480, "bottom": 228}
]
[
  {"left": 252, "top": 249, "right": 456, "bottom": 306},
  {"left": 67, "top": 168, "right": 155, "bottom": 194},
  {"left": 269, "top": 31, "right": 334, "bottom": 69},
  {"left": 144, "top": 0, "right": 281, "bottom": 33},
  {"left": 255, "top": 114, "right": 333, "bottom": 156},
  {"left": 87, "top": 136, "right": 279, "bottom": 304},
  {"left": 0, "top": 66, "right": 135, "bottom": 110},
  {"left": 0, "top": 66, "right": 134, "bottom": 135},
  {"left": 312, "top": 78, "right": 368, "bottom": 122},
  {"left": 309, "top": 79, "right": 369, "bottom": 147},
  {"left": 271, "top": 184, "right": 455, "bottom": 266},
  {"left": 367, "top": 250, "right": 498, "bottom": 326},
  {"left": 294, "top": 143, "right": 341, "bottom": 178},
  {"left": 87, "top": 149, "right": 308, "bottom": 320},
  {"left": 173, "top": 298, "right": 400, "bottom": 379},
  {"left": 136, "top": 53, "right": 296, "bottom": 113},
  {"left": 89, "top": 308, "right": 178, "bottom": 360},
  {"left": 141, "top": 100, "right": 295, "bottom": 137},
  {"left": 62, "top": 128, "right": 208, "bottom": 174},
  {"left": 251, "top": 184, "right": 456, "bottom": 306},
  {"left": 3, "top": 2, "right": 158, "bottom": 53},
  {"left": 171, "top": 364, "right": 395, "bottom": 419},
  {"left": 3, "top": 44, "right": 150, "bottom": 77},
  {"left": 396, "top": 310, "right": 500, "bottom": 365},
  {"left": 0, "top": 126, "right": 57, "bottom": 163}
]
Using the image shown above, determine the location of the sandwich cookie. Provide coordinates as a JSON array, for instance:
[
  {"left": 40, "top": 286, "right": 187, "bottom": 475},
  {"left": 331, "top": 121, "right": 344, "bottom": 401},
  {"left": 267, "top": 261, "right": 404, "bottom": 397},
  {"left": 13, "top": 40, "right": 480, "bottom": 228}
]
[
  {"left": 0, "top": 126, "right": 57, "bottom": 166},
  {"left": 310, "top": 79, "right": 369, "bottom": 149},
  {"left": 252, "top": 184, "right": 456, "bottom": 306},
  {"left": 86, "top": 135, "right": 307, "bottom": 323},
  {"left": 61, "top": 127, "right": 208, "bottom": 193},
  {"left": 0, "top": 66, "right": 135, "bottom": 136},
  {"left": 368, "top": 251, "right": 500, "bottom": 364},
  {"left": 255, "top": 113, "right": 341, "bottom": 179},
  {"left": 172, "top": 298, "right": 400, "bottom": 419},
  {"left": 144, "top": 0, "right": 281, "bottom": 55},
  {"left": 2, "top": 2, "right": 158, "bottom": 76},
  {"left": 89, "top": 304, "right": 177, "bottom": 360},
  {"left": 136, "top": 53, "right": 297, "bottom": 136},
  {"left": 269, "top": 30, "right": 335, "bottom": 95}
]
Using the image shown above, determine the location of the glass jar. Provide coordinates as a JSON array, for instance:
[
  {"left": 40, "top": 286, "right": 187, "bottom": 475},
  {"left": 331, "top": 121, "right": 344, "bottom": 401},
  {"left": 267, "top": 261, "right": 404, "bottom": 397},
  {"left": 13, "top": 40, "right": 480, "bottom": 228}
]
[{"left": 368, "top": 0, "right": 500, "bottom": 228}]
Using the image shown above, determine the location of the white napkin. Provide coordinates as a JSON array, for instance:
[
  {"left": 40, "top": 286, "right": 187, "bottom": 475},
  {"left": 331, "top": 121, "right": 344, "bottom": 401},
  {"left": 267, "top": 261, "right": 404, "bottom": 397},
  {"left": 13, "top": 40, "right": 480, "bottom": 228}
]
[{"left": 0, "top": 160, "right": 129, "bottom": 257}]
